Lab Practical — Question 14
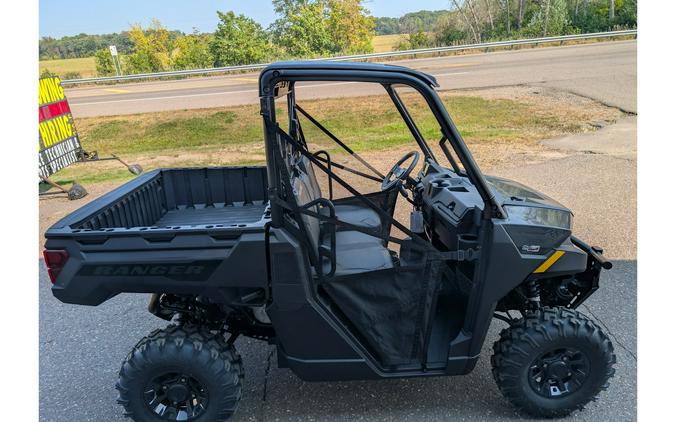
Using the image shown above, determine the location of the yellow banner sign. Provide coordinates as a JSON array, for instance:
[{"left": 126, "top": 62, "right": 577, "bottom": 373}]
[{"left": 38, "top": 77, "right": 83, "bottom": 178}]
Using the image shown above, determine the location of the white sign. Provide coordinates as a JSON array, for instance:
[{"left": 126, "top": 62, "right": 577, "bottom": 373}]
[{"left": 109, "top": 45, "right": 118, "bottom": 56}]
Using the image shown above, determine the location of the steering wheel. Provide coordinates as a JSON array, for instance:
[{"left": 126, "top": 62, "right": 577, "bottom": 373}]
[{"left": 381, "top": 151, "right": 420, "bottom": 191}]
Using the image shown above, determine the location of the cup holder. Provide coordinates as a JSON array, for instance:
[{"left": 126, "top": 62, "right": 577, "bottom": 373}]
[
  {"left": 432, "top": 180, "right": 451, "bottom": 188},
  {"left": 429, "top": 179, "right": 451, "bottom": 195},
  {"left": 429, "top": 177, "right": 468, "bottom": 195},
  {"left": 458, "top": 234, "right": 479, "bottom": 250}
]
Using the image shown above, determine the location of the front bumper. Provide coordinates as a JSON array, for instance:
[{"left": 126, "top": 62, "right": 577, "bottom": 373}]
[{"left": 566, "top": 236, "right": 613, "bottom": 308}]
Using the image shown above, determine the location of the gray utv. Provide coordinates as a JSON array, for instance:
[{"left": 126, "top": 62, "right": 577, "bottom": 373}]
[{"left": 44, "top": 61, "right": 615, "bottom": 421}]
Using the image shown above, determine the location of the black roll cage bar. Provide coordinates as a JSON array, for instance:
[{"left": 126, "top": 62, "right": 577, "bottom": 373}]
[
  {"left": 259, "top": 63, "right": 505, "bottom": 224},
  {"left": 383, "top": 84, "right": 437, "bottom": 162}
]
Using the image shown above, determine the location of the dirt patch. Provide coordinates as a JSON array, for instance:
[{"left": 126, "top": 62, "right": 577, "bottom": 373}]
[
  {"left": 453, "top": 85, "right": 621, "bottom": 124},
  {"left": 39, "top": 182, "right": 120, "bottom": 254}
]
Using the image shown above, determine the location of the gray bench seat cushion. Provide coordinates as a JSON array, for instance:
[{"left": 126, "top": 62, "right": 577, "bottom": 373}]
[
  {"left": 321, "top": 231, "right": 394, "bottom": 276},
  {"left": 321, "top": 204, "right": 382, "bottom": 231}
]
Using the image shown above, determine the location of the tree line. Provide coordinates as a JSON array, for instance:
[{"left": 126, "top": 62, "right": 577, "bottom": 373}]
[
  {"left": 375, "top": 10, "right": 455, "bottom": 35},
  {"left": 39, "top": 0, "right": 637, "bottom": 78},
  {"left": 393, "top": 0, "right": 637, "bottom": 50},
  {"left": 39, "top": 30, "right": 181, "bottom": 60}
]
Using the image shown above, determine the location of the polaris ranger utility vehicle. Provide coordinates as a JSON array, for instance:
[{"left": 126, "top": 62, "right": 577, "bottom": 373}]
[{"left": 44, "top": 62, "right": 615, "bottom": 421}]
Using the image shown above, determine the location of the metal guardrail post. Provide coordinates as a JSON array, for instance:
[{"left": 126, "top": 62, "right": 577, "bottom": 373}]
[{"left": 59, "top": 30, "right": 637, "bottom": 86}]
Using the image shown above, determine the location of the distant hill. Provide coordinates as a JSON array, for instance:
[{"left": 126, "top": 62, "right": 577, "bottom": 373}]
[{"left": 374, "top": 10, "right": 451, "bottom": 35}]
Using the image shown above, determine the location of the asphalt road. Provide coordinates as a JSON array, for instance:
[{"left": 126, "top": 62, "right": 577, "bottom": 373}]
[
  {"left": 66, "top": 40, "right": 637, "bottom": 117},
  {"left": 41, "top": 40, "right": 637, "bottom": 420}
]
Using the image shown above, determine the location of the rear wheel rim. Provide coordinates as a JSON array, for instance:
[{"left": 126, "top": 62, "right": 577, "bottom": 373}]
[
  {"left": 527, "top": 347, "right": 590, "bottom": 398},
  {"left": 143, "top": 372, "right": 209, "bottom": 420}
]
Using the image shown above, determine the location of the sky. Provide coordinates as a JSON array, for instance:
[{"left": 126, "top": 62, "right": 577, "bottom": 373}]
[{"left": 39, "top": 0, "right": 453, "bottom": 38}]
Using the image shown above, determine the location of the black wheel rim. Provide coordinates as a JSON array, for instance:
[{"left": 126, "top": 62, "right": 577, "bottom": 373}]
[
  {"left": 528, "top": 347, "right": 590, "bottom": 398},
  {"left": 144, "top": 372, "right": 209, "bottom": 420}
]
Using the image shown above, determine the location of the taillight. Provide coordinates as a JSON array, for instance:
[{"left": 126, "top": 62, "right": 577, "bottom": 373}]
[{"left": 43, "top": 250, "right": 69, "bottom": 284}]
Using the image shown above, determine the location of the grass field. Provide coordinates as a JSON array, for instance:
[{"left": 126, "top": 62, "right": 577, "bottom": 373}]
[
  {"left": 372, "top": 34, "right": 406, "bottom": 52},
  {"left": 39, "top": 57, "right": 97, "bottom": 78},
  {"left": 50, "top": 88, "right": 622, "bottom": 186}
]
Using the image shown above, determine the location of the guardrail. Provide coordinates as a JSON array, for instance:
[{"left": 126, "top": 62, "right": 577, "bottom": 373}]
[{"left": 60, "top": 30, "right": 637, "bottom": 86}]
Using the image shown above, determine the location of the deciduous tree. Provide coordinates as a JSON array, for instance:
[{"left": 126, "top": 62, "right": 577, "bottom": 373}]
[
  {"left": 271, "top": 0, "right": 374, "bottom": 57},
  {"left": 172, "top": 31, "right": 213, "bottom": 70},
  {"left": 124, "top": 20, "right": 171, "bottom": 74},
  {"left": 525, "top": 0, "right": 570, "bottom": 36},
  {"left": 433, "top": 14, "right": 467, "bottom": 45},
  {"left": 328, "top": 0, "right": 375, "bottom": 54},
  {"left": 209, "top": 11, "right": 271, "bottom": 66},
  {"left": 94, "top": 48, "right": 116, "bottom": 76}
]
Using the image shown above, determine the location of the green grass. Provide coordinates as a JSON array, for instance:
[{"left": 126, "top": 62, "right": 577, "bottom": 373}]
[
  {"left": 286, "top": 94, "right": 585, "bottom": 154},
  {"left": 76, "top": 106, "right": 261, "bottom": 155},
  {"left": 83, "top": 111, "right": 243, "bottom": 153},
  {"left": 51, "top": 168, "right": 139, "bottom": 186},
  {"left": 53, "top": 91, "right": 608, "bottom": 186},
  {"left": 76, "top": 94, "right": 561, "bottom": 156},
  {"left": 39, "top": 57, "right": 97, "bottom": 78}
]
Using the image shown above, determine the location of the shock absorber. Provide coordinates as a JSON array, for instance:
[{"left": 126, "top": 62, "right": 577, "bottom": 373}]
[{"left": 525, "top": 280, "right": 541, "bottom": 311}]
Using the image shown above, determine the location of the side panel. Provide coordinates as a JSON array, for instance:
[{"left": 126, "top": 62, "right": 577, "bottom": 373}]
[
  {"left": 449, "top": 223, "right": 589, "bottom": 360},
  {"left": 47, "top": 231, "right": 268, "bottom": 306}
]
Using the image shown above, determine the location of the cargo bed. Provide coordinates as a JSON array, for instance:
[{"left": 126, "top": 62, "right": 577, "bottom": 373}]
[
  {"left": 156, "top": 205, "right": 268, "bottom": 227},
  {"left": 44, "top": 167, "right": 271, "bottom": 305},
  {"left": 47, "top": 167, "right": 270, "bottom": 233}
]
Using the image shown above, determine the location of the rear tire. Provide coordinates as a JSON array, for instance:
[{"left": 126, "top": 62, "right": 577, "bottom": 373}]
[
  {"left": 491, "top": 307, "right": 615, "bottom": 418},
  {"left": 116, "top": 324, "right": 243, "bottom": 421}
]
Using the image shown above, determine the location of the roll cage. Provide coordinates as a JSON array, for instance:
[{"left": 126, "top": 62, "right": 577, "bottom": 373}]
[{"left": 259, "top": 61, "right": 505, "bottom": 225}]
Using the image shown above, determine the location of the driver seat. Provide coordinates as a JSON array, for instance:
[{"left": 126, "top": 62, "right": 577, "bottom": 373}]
[
  {"left": 296, "top": 156, "right": 384, "bottom": 233},
  {"left": 291, "top": 170, "right": 394, "bottom": 276}
]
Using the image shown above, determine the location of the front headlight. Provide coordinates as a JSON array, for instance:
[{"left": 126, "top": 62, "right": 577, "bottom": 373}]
[
  {"left": 504, "top": 205, "right": 572, "bottom": 230},
  {"left": 503, "top": 206, "right": 573, "bottom": 255}
]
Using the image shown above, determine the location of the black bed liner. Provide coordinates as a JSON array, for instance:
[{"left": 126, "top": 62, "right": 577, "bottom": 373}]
[
  {"left": 47, "top": 166, "right": 270, "bottom": 234},
  {"left": 156, "top": 204, "right": 268, "bottom": 227}
]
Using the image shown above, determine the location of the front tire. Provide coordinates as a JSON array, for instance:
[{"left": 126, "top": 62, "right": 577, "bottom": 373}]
[
  {"left": 491, "top": 307, "right": 616, "bottom": 418},
  {"left": 116, "top": 324, "right": 243, "bottom": 421}
]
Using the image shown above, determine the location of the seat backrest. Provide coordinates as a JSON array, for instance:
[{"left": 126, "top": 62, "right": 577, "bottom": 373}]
[
  {"left": 296, "top": 155, "right": 322, "bottom": 202},
  {"left": 291, "top": 169, "right": 321, "bottom": 258}
]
